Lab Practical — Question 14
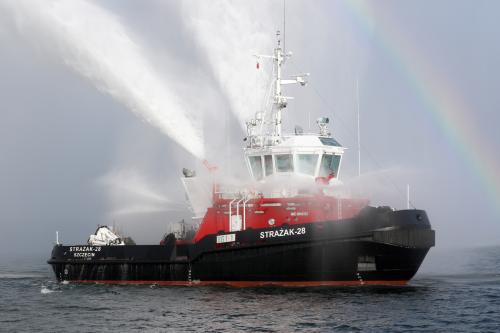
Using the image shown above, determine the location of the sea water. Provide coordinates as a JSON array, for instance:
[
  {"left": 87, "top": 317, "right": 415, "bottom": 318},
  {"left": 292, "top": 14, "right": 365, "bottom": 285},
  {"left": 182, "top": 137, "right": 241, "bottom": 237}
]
[{"left": 1, "top": 246, "right": 499, "bottom": 333}]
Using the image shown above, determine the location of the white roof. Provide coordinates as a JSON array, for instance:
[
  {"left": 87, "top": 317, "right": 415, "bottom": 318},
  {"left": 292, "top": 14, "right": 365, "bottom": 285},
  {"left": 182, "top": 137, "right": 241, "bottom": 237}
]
[{"left": 245, "top": 134, "right": 344, "bottom": 155}]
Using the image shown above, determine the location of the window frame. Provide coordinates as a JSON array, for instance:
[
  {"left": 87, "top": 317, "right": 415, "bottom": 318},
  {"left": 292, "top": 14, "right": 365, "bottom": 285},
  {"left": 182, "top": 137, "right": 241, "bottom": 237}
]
[
  {"left": 264, "top": 154, "right": 274, "bottom": 176},
  {"left": 295, "top": 153, "right": 320, "bottom": 176},
  {"left": 248, "top": 155, "right": 264, "bottom": 180},
  {"left": 275, "top": 154, "right": 294, "bottom": 173},
  {"left": 318, "top": 153, "right": 342, "bottom": 178}
]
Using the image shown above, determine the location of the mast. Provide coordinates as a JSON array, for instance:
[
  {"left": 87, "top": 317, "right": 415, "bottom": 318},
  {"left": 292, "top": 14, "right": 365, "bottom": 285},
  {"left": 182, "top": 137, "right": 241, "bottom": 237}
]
[
  {"left": 274, "top": 30, "right": 285, "bottom": 138},
  {"left": 407, "top": 184, "right": 410, "bottom": 209},
  {"left": 247, "top": 33, "right": 308, "bottom": 147},
  {"left": 283, "top": 0, "right": 286, "bottom": 54}
]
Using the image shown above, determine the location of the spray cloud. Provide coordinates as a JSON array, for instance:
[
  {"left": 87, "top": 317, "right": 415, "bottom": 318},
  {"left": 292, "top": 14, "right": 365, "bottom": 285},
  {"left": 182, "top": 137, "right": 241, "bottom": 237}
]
[
  {"left": 97, "top": 168, "right": 185, "bottom": 218},
  {"left": 182, "top": 1, "right": 276, "bottom": 127},
  {"left": 1, "top": 0, "right": 204, "bottom": 158}
]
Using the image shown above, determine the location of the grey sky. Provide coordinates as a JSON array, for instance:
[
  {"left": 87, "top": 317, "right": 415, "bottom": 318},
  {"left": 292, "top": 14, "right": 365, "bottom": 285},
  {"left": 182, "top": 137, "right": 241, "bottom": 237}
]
[{"left": 0, "top": 0, "right": 499, "bottom": 258}]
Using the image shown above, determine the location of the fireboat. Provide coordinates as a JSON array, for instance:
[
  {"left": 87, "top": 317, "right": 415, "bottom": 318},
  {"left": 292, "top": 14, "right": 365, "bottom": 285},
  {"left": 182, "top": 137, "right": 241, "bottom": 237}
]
[{"left": 48, "top": 31, "right": 435, "bottom": 286}]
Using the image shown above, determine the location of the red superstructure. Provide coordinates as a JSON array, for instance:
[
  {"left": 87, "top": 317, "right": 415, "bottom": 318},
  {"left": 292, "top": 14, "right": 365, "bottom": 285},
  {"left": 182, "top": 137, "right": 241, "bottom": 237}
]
[{"left": 194, "top": 192, "right": 368, "bottom": 242}]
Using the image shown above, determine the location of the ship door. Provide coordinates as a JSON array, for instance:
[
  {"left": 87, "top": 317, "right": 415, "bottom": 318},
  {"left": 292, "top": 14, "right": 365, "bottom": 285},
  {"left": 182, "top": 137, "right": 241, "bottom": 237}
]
[{"left": 230, "top": 215, "right": 242, "bottom": 232}]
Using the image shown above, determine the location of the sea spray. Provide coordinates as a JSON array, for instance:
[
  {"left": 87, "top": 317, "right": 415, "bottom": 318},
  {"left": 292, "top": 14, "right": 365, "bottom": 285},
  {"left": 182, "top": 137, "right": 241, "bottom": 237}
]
[
  {"left": 224, "top": 167, "right": 416, "bottom": 210},
  {"left": 340, "top": 166, "right": 417, "bottom": 209},
  {"left": 0, "top": 0, "right": 204, "bottom": 158},
  {"left": 97, "top": 168, "right": 186, "bottom": 218}
]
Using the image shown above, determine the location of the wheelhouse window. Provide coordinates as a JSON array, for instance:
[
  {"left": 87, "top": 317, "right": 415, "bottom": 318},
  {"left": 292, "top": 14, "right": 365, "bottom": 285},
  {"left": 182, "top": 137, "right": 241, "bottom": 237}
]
[
  {"left": 264, "top": 155, "right": 274, "bottom": 176},
  {"left": 275, "top": 154, "right": 293, "bottom": 172},
  {"left": 297, "top": 154, "right": 318, "bottom": 176},
  {"left": 319, "top": 154, "right": 341, "bottom": 177},
  {"left": 319, "top": 137, "right": 342, "bottom": 147},
  {"left": 249, "top": 156, "right": 263, "bottom": 180}
]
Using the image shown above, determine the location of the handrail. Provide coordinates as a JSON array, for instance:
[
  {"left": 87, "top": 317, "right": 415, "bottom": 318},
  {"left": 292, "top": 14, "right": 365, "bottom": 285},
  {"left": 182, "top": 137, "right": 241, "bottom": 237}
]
[
  {"left": 236, "top": 198, "right": 245, "bottom": 218},
  {"left": 243, "top": 197, "right": 251, "bottom": 230},
  {"left": 228, "top": 198, "right": 237, "bottom": 231}
]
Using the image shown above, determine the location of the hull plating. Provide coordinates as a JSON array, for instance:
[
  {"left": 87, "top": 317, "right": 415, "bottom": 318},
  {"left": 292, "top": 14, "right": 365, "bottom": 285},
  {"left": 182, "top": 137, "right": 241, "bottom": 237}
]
[{"left": 48, "top": 208, "right": 435, "bottom": 285}]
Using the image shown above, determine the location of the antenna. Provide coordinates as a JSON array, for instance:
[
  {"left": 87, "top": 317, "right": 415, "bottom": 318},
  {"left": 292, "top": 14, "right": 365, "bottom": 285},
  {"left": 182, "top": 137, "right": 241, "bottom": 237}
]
[
  {"left": 308, "top": 110, "right": 311, "bottom": 131},
  {"left": 407, "top": 184, "right": 410, "bottom": 209},
  {"left": 356, "top": 78, "right": 361, "bottom": 177},
  {"left": 283, "top": 0, "right": 286, "bottom": 54},
  {"left": 226, "top": 108, "right": 230, "bottom": 176}
]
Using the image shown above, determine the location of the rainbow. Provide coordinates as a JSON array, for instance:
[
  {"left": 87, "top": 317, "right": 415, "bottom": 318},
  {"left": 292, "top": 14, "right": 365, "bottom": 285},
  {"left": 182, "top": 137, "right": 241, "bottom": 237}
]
[{"left": 343, "top": 1, "right": 500, "bottom": 214}]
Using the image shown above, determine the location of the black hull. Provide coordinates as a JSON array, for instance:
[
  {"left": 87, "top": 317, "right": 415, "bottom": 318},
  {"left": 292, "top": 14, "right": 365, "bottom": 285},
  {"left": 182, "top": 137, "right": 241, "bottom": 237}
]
[{"left": 48, "top": 208, "right": 435, "bottom": 286}]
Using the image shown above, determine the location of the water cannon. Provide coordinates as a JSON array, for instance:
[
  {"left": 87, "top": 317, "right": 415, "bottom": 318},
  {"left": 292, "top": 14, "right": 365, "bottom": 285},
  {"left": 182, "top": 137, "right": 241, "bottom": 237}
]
[
  {"left": 246, "top": 111, "right": 264, "bottom": 138},
  {"left": 317, "top": 117, "right": 331, "bottom": 136},
  {"left": 317, "top": 117, "right": 329, "bottom": 124},
  {"left": 182, "top": 168, "right": 196, "bottom": 178}
]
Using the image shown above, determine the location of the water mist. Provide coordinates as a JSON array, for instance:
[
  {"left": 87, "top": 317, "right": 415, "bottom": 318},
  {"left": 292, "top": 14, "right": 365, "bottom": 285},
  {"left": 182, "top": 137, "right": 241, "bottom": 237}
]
[
  {"left": 182, "top": 0, "right": 276, "bottom": 128},
  {"left": 1, "top": 0, "right": 204, "bottom": 158}
]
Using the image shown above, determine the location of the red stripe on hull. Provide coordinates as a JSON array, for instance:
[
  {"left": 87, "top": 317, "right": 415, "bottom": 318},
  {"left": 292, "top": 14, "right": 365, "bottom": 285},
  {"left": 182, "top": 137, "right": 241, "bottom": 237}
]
[{"left": 71, "top": 280, "right": 408, "bottom": 287}]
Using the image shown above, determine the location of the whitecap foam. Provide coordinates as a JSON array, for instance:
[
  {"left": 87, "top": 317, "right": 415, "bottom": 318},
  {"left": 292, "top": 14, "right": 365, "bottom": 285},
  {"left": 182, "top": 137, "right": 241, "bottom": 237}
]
[{"left": 40, "top": 285, "right": 61, "bottom": 294}]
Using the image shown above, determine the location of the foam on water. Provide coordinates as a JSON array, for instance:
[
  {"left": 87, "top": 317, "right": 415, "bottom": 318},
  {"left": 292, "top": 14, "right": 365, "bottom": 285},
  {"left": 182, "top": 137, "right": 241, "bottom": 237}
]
[{"left": 40, "top": 285, "right": 60, "bottom": 294}]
